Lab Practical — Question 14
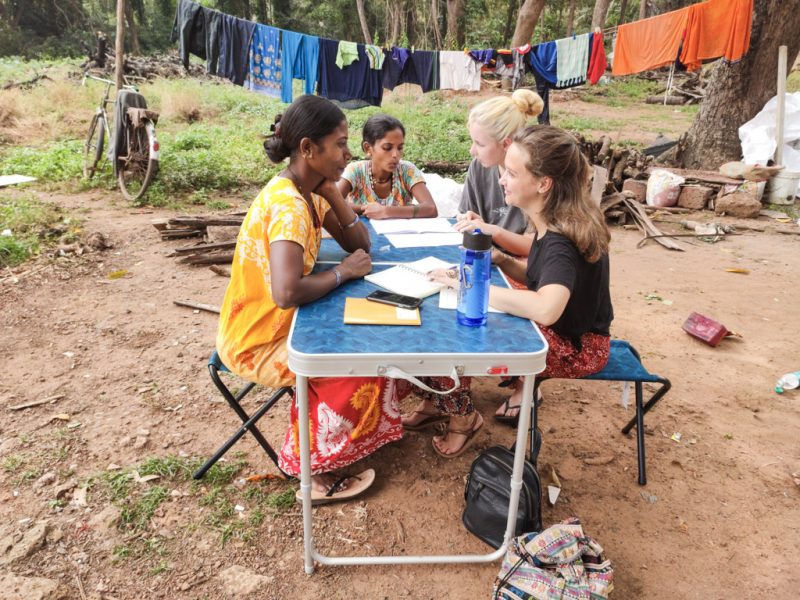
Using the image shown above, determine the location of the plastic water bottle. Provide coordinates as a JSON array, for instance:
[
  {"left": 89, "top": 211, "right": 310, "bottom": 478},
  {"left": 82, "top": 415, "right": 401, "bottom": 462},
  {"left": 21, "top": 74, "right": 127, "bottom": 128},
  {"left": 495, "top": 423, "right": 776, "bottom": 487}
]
[
  {"left": 775, "top": 371, "right": 800, "bottom": 394},
  {"left": 457, "top": 229, "right": 492, "bottom": 327}
]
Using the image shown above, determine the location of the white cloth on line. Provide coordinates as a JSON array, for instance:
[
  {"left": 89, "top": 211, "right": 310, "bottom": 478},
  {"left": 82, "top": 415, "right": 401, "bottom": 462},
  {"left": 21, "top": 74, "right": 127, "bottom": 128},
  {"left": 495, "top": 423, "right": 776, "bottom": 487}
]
[
  {"left": 438, "top": 51, "right": 482, "bottom": 92},
  {"left": 556, "top": 33, "right": 590, "bottom": 87}
]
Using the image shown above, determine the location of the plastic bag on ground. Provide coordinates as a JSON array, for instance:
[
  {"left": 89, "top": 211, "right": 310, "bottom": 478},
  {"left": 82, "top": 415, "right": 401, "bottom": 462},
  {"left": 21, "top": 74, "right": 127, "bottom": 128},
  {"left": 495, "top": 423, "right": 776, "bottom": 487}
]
[{"left": 646, "top": 169, "right": 685, "bottom": 207}]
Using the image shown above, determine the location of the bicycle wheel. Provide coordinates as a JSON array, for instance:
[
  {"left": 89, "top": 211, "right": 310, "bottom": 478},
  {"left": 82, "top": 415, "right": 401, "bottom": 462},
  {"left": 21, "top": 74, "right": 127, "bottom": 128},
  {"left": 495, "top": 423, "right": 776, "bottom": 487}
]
[
  {"left": 83, "top": 113, "right": 106, "bottom": 179},
  {"left": 117, "top": 120, "right": 159, "bottom": 202}
]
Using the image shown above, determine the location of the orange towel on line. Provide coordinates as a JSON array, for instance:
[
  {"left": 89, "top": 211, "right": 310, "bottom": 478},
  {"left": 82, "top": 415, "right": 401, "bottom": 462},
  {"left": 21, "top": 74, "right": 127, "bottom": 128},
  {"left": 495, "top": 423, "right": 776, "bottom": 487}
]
[
  {"left": 680, "top": 0, "right": 754, "bottom": 71},
  {"left": 612, "top": 7, "right": 690, "bottom": 76}
]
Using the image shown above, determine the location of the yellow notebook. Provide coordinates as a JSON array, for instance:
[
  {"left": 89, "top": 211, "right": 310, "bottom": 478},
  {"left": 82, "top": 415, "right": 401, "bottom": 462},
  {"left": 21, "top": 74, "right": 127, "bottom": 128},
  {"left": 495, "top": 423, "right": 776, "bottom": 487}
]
[{"left": 343, "top": 298, "right": 421, "bottom": 326}]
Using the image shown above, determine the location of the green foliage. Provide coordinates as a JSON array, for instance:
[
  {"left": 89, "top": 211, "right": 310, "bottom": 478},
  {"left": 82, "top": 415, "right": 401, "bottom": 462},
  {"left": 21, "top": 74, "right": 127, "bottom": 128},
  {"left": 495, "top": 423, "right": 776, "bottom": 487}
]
[
  {"left": 0, "top": 192, "right": 73, "bottom": 267},
  {"left": 0, "top": 141, "right": 85, "bottom": 182},
  {"left": 120, "top": 486, "right": 169, "bottom": 530}
]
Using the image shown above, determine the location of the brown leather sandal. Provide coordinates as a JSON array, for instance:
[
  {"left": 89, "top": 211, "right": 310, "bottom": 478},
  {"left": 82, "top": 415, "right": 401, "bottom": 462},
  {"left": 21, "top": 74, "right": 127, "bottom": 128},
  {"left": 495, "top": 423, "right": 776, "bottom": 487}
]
[
  {"left": 432, "top": 412, "right": 483, "bottom": 458},
  {"left": 402, "top": 409, "right": 448, "bottom": 431}
]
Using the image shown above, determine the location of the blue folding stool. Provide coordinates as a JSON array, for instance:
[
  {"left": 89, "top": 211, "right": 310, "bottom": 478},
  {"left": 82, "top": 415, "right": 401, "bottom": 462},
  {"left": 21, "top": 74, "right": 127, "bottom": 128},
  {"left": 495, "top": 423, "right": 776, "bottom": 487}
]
[
  {"left": 531, "top": 340, "right": 671, "bottom": 485},
  {"left": 193, "top": 350, "right": 293, "bottom": 480}
]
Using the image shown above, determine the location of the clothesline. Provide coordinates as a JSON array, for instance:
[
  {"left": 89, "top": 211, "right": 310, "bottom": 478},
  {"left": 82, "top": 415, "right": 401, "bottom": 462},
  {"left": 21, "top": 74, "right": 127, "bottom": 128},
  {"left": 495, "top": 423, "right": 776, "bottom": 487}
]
[{"left": 172, "top": 0, "right": 752, "bottom": 109}]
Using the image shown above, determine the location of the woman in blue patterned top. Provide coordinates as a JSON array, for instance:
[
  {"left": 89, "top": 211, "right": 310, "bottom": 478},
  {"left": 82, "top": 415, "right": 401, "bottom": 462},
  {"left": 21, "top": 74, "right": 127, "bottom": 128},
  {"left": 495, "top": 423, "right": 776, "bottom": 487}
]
[{"left": 337, "top": 114, "right": 438, "bottom": 220}]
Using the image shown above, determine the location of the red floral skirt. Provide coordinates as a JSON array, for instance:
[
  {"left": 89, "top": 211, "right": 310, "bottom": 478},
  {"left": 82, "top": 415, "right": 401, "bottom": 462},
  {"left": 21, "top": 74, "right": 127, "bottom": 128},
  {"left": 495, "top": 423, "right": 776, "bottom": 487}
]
[
  {"left": 538, "top": 326, "right": 610, "bottom": 379},
  {"left": 278, "top": 377, "right": 404, "bottom": 477}
]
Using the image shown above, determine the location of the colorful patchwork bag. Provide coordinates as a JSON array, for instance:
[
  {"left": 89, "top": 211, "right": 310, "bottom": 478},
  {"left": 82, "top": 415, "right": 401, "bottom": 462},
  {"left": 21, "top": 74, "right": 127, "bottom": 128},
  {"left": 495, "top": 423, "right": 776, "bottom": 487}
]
[{"left": 492, "top": 518, "right": 614, "bottom": 600}]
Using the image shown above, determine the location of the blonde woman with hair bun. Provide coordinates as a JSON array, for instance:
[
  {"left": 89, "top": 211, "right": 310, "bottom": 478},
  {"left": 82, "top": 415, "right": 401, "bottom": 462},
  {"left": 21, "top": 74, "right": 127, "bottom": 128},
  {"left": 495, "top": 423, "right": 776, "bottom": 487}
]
[{"left": 455, "top": 89, "right": 544, "bottom": 257}]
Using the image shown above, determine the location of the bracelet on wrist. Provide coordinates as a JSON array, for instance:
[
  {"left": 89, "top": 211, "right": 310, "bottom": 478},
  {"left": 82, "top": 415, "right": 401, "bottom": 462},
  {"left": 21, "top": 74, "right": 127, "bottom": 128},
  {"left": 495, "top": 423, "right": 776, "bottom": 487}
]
[
  {"left": 332, "top": 267, "right": 342, "bottom": 287},
  {"left": 411, "top": 204, "right": 420, "bottom": 218},
  {"left": 342, "top": 213, "right": 360, "bottom": 230}
]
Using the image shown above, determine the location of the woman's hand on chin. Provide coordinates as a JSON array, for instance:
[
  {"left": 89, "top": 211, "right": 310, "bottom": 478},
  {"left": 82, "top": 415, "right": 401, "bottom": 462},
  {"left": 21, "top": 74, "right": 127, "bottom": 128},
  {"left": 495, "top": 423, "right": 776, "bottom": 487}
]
[{"left": 312, "top": 178, "right": 340, "bottom": 202}]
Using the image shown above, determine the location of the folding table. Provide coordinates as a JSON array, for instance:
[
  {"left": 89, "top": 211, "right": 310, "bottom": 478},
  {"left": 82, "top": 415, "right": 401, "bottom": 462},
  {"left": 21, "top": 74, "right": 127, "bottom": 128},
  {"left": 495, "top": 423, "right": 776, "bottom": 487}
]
[{"left": 287, "top": 258, "right": 548, "bottom": 573}]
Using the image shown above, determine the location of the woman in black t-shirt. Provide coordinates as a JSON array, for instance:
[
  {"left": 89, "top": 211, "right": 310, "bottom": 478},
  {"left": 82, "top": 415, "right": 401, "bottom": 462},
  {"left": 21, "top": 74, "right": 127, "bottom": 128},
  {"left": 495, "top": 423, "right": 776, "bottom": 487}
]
[{"left": 401, "top": 125, "right": 613, "bottom": 457}]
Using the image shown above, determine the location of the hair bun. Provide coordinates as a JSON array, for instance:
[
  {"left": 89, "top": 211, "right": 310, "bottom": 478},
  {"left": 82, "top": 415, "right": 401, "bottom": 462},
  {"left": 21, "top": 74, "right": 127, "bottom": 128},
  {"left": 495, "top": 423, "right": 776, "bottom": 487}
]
[{"left": 511, "top": 89, "right": 544, "bottom": 118}]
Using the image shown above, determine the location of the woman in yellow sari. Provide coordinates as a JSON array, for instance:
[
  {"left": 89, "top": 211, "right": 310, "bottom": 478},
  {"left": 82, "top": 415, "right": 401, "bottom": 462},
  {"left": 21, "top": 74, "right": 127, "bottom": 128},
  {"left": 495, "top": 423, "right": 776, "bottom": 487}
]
[{"left": 217, "top": 96, "right": 404, "bottom": 504}]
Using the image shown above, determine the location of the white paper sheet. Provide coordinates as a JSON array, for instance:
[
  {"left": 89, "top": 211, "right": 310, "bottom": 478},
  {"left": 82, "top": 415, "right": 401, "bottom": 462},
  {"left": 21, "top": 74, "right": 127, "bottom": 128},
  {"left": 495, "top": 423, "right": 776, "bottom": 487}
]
[
  {"left": 438, "top": 287, "right": 505, "bottom": 313},
  {"left": 0, "top": 175, "right": 37, "bottom": 187},
  {"left": 370, "top": 218, "right": 456, "bottom": 235},
  {"left": 385, "top": 232, "right": 463, "bottom": 248}
]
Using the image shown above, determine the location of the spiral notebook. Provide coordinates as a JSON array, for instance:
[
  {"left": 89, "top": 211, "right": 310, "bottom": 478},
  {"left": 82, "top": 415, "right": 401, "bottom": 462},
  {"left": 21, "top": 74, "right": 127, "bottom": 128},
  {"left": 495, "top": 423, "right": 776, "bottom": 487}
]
[{"left": 364, "top": 256, "right": 453, "bottom": 299}]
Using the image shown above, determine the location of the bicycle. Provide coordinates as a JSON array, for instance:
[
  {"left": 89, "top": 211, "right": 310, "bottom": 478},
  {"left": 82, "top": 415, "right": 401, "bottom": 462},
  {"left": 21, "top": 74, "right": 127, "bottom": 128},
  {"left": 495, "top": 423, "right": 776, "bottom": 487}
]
[{"left": 82, "top": 72, "right": 160, "bottom": 202}]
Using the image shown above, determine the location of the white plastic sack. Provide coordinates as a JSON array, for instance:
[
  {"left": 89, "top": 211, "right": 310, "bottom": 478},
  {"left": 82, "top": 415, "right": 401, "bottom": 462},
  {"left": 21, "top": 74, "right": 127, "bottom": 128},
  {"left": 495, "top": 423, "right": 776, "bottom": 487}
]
[
  {"left": 646, "top": 169, "right": 685, "bottom": 207},
  {"left": 421, "top": 171, "right": 463, "bottom": 218},
  {"left": 739, "top": 92, "right": 800, "bottom": 194}
]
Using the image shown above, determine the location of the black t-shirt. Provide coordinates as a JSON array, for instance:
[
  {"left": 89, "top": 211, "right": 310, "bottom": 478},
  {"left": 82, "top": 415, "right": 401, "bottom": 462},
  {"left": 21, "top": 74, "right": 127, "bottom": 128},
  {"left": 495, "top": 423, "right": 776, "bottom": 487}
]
[{"left": 526, "top": 231, "right": 613, "bottom": 348}]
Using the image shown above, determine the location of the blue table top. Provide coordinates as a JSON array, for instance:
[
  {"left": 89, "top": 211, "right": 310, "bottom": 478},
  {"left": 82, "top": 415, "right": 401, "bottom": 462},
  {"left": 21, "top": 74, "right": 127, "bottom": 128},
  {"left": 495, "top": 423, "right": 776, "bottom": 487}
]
[
  {"left": 289, "top": 264, "right": 546, "bottom": 358},
  {"left": 318, "top": 217, "right": 461, "bottom": 264}
]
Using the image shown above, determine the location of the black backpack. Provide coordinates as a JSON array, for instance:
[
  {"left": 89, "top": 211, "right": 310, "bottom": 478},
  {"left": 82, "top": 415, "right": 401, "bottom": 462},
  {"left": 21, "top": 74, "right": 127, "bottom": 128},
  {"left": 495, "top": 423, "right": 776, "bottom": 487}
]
[{"left": 462, "top": 430, "right": 542, "bottom": 549}]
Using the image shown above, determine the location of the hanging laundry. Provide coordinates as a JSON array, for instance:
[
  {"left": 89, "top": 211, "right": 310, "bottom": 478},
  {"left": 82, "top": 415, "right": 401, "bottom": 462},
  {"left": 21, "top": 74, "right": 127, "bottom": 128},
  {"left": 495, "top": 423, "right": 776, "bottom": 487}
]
[
  {"left": 318, "top": 38, "right": 383, "bottom": 107},
  {"left": 529, "top": 42, "right": 558, "bottom": 85},
  {"left": 410, "top": 51, "right": 440, "bottom": 93},
  {"left": 381, "top": 47, "right": 410, "bottom": 90},
  {"left": 336, "top": 41, "right": 360, "bottom": 69},
  {"left": 680, "top": 0, "right": 753, "bottom": 71},
  {"left": 364, "top": 45, "right": 384, "bottom": 70},
  {"left": 587, "top": 32, "right": 607, "bottom": 84},
  {"left": 439, "top": 51, "right": 481, "bottom": 92},
  {"left": 468, "top": 49, "right": 495, "bottom": 68},
  {"left": 171, "top": 0, "right": 205, "bottom": 70},
  {"left": 556, "top": 33, "right": 590, "bottom": 87},
  {"left": 531, "top": 70, "right": 551, "bottom": 125},
  {"left": 612, "top": 7, "right": 690, "bottom": 76},
  {"left": 246, "top": 24, "right": 282, "bottom": 98},
  {"left": 511, "top": 46, "right": 531, "bottom": 91},
  {"left": 494, "top": 49, "right": 514, "bottom": 79},
  {"left": 280, "top": 31, "right": 319, "bottom": 103},
  {"left": 201, "top": 7, "right": 222, "bottom": 75},
  {"left": 217, "top": 14, "right": 256, "bottom": 86}
]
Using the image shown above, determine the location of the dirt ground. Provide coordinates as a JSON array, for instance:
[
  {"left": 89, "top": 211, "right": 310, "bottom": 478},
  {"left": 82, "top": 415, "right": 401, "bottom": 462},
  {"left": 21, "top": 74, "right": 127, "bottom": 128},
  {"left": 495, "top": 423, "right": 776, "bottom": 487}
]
[{"left": 1, "top": 186, "right": 799, "bottom": 600}]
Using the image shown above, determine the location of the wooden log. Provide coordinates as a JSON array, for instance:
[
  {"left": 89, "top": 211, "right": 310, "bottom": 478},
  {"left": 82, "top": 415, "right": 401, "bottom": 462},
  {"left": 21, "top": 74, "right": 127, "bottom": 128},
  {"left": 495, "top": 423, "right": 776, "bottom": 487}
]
[
  {"left": 646, "top": 167, "right": 742, "bottom": 186},
  {"left": 168, "top": 217, "right": 244, "bottom": 228},
  {"left": 169, "top": 241, "right": 236, "bottom": 257},
  {"left": 645, "top": 95, "right": 686, "bottom": 105},
  {"left": 418, "top": 160, "right": 471, "bottom": 174},
  {"left": 209, "top": 265, "right": 231, "bottom": 277},
  {"left": 173, "top": 300, "right": 220, "bottom": 314},
  {"left": 622, "top": 197, "right": 685, "bottom": 251},
  {"left": 180, "top": 253, "right": 234, "bottom": 265}
]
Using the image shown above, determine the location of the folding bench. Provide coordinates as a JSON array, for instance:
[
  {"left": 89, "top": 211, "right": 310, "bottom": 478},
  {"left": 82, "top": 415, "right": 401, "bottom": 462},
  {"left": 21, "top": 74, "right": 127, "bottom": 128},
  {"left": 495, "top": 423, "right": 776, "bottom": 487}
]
[
  {"left": 193, "top": 350, "right": 293, "bottom": 480},
  {"left": 530, "top": 339, "right": 671, "bottom": 485}
]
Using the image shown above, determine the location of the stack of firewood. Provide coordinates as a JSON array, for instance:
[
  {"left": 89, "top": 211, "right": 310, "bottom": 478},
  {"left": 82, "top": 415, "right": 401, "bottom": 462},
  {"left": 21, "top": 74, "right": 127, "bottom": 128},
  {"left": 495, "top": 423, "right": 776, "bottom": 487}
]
[
  {"left": 153, "top": 214, "right": 245, "bottom": 266},
  {"left": 574, "top": 134, "right": 654, "bottom": 188}
]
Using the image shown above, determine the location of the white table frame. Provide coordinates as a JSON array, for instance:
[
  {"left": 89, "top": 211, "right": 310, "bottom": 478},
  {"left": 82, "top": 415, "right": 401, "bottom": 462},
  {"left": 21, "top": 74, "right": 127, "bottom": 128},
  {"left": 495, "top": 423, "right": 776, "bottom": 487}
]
[{"left": 288, "top": 341, "right": 546, "bottom": 573}]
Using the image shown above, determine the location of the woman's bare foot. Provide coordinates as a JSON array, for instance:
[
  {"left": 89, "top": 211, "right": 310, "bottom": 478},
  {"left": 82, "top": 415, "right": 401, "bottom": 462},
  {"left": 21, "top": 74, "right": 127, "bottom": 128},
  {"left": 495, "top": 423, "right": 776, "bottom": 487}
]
[
  {"left": 432, "top": 412, "right": 483, "bottom": 456},
  {"left": 401, "top": 399, "right": 445, "bottom": 429},
  {"left": 495, "top": 381, "right": 523, "bottom": 419},
  {"left": 311, "top": 472, "right": 350, "bottom": 495}
]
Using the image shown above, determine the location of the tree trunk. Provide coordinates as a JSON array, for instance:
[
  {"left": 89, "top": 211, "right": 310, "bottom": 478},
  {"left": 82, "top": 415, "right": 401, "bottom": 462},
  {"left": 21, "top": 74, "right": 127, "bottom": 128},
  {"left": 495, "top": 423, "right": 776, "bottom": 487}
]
[
  {"left": 115, "top": 0, "right": 125, "bottom": 92},
  {"left": 511, "top": 0, "right": 546, "bottom": 48},
  {"left": 619, "top": 0, "right": 629, "bottom": 24},
  {"left": 387, "top": 0, "right": 402, "bottom": 46},
  {"left": 124, "top": 0, "right": 141, "bottom": 55},
  {"left": 677, "top": 0, "right": 800, "bottom": 168},
  {"left": 255, "top": 0, "right": 268, "bottom": 23},
  {"left": 503, "top": 0, "right": 518, "bottom": 42},
  {"left": 566, "top": 0, "right": 577, "bottom": 34},
  {"left": 591, "top": 0, "right": 611, "bottom": 29},
  {"left": 94, "top": 32, "right": 107, "bottom": 67},
  {"left": 639, "top": 0, "right": 647, "bottom": 20},
  {"left": 431, "top": 0, "right": 444, "bottom": 50},
  {"left": 355, "top": 0, "right": 373, "bottom": 44},
  {"left": 446, "top": 0, "right": 466, "bottom": 48}
]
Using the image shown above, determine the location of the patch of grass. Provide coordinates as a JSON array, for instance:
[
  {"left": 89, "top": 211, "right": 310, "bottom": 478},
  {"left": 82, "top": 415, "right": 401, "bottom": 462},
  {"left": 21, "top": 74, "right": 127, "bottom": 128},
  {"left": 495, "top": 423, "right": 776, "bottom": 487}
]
[
  {"left": 0, "top": 192, "right": 76, "bottom": 267},
  {"left": 120, "top": 485, "right": 169, "bottom": 531},
  {"left": 2, "top": 454, "right": 25, "bottom": 472},
  {"left": 96, "top": 470, "right": 134, "bottom": 502},
  {"left": 138, "top": 455, "right": 196, "bottom": 481},
  {"left": 788, "top": 70, "right": 800, "bottom": 93},
  {"left": 0, "top": 140, "right": 85, "bottom": 182},
  {"left": 582, "top": 76, "right": 661, "bottom": 106},
  {"left": 554, "top": 114, "right": 625, "bottom": 133}
]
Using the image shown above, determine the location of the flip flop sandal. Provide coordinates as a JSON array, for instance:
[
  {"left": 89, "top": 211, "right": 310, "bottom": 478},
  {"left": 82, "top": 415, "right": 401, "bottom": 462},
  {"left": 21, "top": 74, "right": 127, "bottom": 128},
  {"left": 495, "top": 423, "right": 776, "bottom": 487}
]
[
  {"left": 432, "top": 413, "right": 483, "bottom": 459},
  {"left": 294, "top": 468, "right": 376, "bottom": 506},
  {"left": 402, "top": 409, "right": 448, "bottom": 431},
  {"left": 494, "top": 398, "right": 522, "bottom": 426},
  {"left": 494, "top": 390, "right": 544, "bottom": 427}
]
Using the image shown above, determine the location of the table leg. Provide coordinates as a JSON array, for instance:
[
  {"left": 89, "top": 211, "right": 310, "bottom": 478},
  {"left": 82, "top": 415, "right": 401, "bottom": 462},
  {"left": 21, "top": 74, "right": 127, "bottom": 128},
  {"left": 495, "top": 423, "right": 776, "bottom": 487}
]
[
  {"left": 296, "top": 374, "right": 315, "bottom": 574},
  {"left": 501, "top": 374, "right": 536, "bottom": 548}
]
